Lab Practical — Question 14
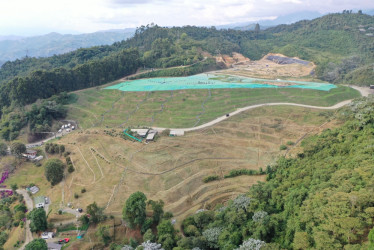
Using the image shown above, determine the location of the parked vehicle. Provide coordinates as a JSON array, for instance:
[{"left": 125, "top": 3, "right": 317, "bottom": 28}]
[{"left": 58, "top": 238, "right": 70, "bottom": 244}]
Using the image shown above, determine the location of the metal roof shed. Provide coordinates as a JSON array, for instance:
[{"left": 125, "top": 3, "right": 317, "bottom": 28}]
[{"left": 170, "top": 130, "right": 185, "bottom": 136}]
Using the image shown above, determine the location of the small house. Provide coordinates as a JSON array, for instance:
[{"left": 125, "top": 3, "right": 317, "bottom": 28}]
[
  {"left": 146, "top": 130, "right": 158, "bottom": 142},
  {"left": 23, "top": 149, "right": 37, "bottom": 159},
  {"left": 29, "top": 186, "right": 39, "bottom": 194},
  {"left": 131, "top": 129, "right": 149, "bottom": 138},
  {"left": 34, "top": 196, "right": 46, "bottom": 208},
  {"left": 170, "top": 130, "right": 185, "bottom": 136}
]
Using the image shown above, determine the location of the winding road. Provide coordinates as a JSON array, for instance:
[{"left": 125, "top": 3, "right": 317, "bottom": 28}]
[{"left": 152, "top": 85, "right": 372, "bottom": 133}]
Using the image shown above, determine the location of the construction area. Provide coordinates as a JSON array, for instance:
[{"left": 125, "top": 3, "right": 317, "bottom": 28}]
[{"left": 219, "top": 53, "right": 317, "bottom": 79}]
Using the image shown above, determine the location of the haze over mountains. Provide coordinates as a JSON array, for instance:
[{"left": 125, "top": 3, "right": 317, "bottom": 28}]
[
  {"left": 0, "top": 29, "right": 135, "bottom": 66},
  {"left": 0, "top": 9, "right": 373, "bottom": 67}
]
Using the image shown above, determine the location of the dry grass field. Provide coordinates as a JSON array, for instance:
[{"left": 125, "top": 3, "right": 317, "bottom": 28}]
[{"left": 5, "top": 105, "right": 337, "bottom": 230}]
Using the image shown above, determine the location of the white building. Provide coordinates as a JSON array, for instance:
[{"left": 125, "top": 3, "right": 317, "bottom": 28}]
[
  {"left": 170, "top": 130, "right": 185, "bottom": 136},
  {"left": 131, "top": 129, "right": 149, "bottom": 138}
]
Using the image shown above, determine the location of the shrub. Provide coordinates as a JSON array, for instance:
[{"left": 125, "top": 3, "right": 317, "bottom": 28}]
[
  {"left": 287, "top": 141, "right": 295, "bottom": 146},
  {"left": 203, "top": 175, "right": 220, "bottom": 183},
  {"left": 74, "top": 193, "right": 79, "bottom": 199},
  {"left": 81, "top": 188, "right": 86, "bottom": 193},
  {"left": 224, "top": 169, "right": 261, "bottom": 178},
  {"left": 68, "top": 165, "right": 75, "bottom": 173},
  {"left": 280, "top": 145, "right": 288, "bottom": 150}
]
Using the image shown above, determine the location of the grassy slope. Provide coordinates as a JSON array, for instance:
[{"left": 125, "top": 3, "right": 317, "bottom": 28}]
[
  {"left": 66, "top": 85, "right": 360, "bottom": 129},
  {"left": 4, "top": 106, "right": 334, "bottom": 231}
]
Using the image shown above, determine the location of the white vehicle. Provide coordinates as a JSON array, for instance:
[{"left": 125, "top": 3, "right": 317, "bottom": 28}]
[
  {"left": 68, "top": 123, "right": 71, "bottom": 127},
  {"left": 41, "top": 232, "right": 54, "bottom": 239},
  {"left": 66, "top": 129, "right": 70, "bottom": 132},
  {"left": 41, "top": 232, "right": 49, "bottom": 239},
  {"left": 58, "top": 129, "right": 62, "bottom": 133},
  {"left": 72, "top": 126, "right": 75, "bottom": 130}
]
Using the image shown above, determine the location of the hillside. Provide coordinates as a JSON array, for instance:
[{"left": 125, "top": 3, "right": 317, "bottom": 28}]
[
  {"left": 0, "top": 30, "right": 134, "bottom": 66},
  {"left": 177, "top": 96, "right": 374, "bottom": 249},
  {"left": 1, "top": 11, "right": 374, "bottom": 250}
]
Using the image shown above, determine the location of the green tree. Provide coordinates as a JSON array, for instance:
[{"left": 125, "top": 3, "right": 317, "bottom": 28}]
[
  {"left": 59, "top": 145, "right": 65, "bottom": 154},
  {"left": 44, "top": 158, "right": 65, "bottom": 185},
  {"left": 368, "top": 227, "right": 374, "bottom": 249},
  {"left": 86, "top": 202, "right": 105, "bottom": 224},
  {"left": 10, "top": 141, "right": 26, "bottom": 158},
  {"left": 28, "top": 208, "right": 47, "bottom": 232},
  {"left": 255, "top": 23, "right": 260, "bottom": 39},
  {"left": 294, "top": 232, "right": 310, "bottom": 249},
  {"left": 149, "top": 199, "right": 164, "bottom": 224},
  {"left": 25, "top": 238, "right": 47, "bottom": 250},
  {"left": 157, "top": 219, "right": 177, "bottom": 250},
  {"left": 0, "top": 231, "right": 8, "bottom": 247},
  {"left": 0, "top": 142, "right": 7, "bottom": 156},
  {"left": 143, "top": 228, "right": 156, "bottom": 242},
  {"left": 123, "top": 191, "right": 147, "bottom": 229},
  {"left": 96, "top": 224, "right": 111, "bottom": 246}
]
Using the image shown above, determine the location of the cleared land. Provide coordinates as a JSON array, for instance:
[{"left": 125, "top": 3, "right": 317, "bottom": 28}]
[
  {"left": 66, "top": 85, "right": 359, "bottom": 129},
  {"left": 218, "top": 53, "right": 317, "bottom": 79},
  {"left": 5, "top": 105, "right": 338, "bottom": 227}
]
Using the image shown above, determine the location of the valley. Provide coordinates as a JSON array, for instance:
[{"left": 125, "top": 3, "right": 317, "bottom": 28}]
[{"left": 0, "top": 10, "right": 374, "bottom": 250}]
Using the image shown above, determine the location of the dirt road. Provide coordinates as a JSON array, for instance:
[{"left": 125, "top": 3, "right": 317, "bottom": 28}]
[
  {"left": 153, "top": 85, "right": 373, "bottom": 133},
  {"left": 152, "top": 100, "right": 352, "bottom": 133},
  {"left": 17, "top": 189, "right": 33, "bottom": 249}
]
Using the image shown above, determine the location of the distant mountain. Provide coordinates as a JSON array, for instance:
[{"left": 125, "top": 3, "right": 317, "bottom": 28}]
[
  {"left": 0, "top": 35, "right": 24, "bottom": 41},
  {"left": 217, "top": 11, "right": 323, "bottom": 30},
  {"left": 0, "top": 30, "right": 135, "bottom": 65},
  {"left": 365, "top": 9, "right": 374, "bottom": 15}
]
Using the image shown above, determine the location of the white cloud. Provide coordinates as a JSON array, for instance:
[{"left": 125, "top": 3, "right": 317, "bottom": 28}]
[{"left": 0, "top": 0, "right": 373, "bottom": 36}]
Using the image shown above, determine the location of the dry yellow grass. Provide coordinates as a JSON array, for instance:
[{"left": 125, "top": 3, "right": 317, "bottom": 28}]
[{"left": 4, "top": 105, "right": 332, "bottom": 228}]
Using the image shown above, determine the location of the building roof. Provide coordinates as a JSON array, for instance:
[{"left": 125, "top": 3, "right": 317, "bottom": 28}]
[
  {"left": 131, "top": 129, "right": 150, "bottom": 137},
  {"left": 26, "top": 149, "right": 37, "bottom": 154},
  {"left": 47, "top": 242, "right": 62, "bottom": 250},
  {"left": 170, "top": 130, "right": 185, "bottom": 136},
  {"left": 131, "top": 129, "right": 149, "bottom": 133},
  {"left": 146, "top": 132, "right": 156, "bottom": 140},
  {"left": 34, "top": 196, "right": 45, "bottom": 205},
  {"left": 29, "top": 186, "right": 39, "bottom": 194}
]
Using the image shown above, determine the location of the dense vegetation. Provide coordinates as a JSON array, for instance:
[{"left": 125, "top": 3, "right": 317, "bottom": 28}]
[
  {"left": 0, "top": 191, "right": 27, "bottom": 249},
  {"left": 0, "top": 92, "right": 70, "bottom": 142},
  {"left": 0, "top": 13, "right": 372, "bottom": 110},
  {"left": 176, "top": 96, "right": 374, "bottom": 249},
  {"left": 0, "top": 49, "right": 140, "bottom": 108}
]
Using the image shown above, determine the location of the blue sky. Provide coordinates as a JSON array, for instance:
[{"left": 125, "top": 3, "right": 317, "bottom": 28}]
[{"left": 1, "top": 0, "right": 373, "bottom": 36}]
